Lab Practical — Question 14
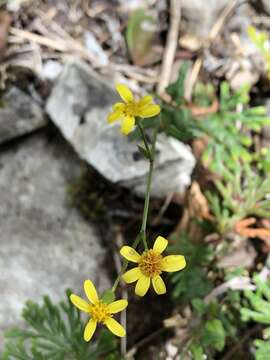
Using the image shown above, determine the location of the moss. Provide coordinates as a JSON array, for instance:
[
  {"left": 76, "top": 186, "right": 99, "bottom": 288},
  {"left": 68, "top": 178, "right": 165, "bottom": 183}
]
[{"left": 67, "top": 166, "right": 108, "bottom": 223}]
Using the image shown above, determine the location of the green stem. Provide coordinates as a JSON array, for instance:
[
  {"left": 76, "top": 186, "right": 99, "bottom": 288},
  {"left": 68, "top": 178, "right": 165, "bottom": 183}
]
[
  {"left": 111, "top": 120, "right": 159, "bottom": 293},
  {"left": 140, "top": 124, "right": 158, "bottom": 249},
  {"left": 137, "top": 121, "right": 153, "bottom": 161}
]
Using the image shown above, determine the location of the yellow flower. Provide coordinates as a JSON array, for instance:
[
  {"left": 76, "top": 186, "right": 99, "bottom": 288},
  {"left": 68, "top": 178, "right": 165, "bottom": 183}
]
[
  {"left": 107, "top": 84, "right": 160, "bottom": 135},
  {"left": 70, "top": 280, "right": 127, "bottom": 341},
  {"left": 120, "top": 236, "right": 186, "bottom": 296}
]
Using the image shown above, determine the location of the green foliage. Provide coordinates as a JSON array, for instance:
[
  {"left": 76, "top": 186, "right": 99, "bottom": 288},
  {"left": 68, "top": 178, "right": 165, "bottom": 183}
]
[
  {"left": 2, "top": 291, "right": 120, "bottom": 360},
  {"left": 241, "top": 274, "right": 270, "bottom": 360},
  {"left": 193, "top": 82, "right": 215, "bottom": 107},
  {"left": 67, "top": 169, "right": 107, "bottom": 223},
  {"left": 207, "top": 163, "right": 270, "bottom": 234},
  {"left": 190, "top": 344, "right": 204, "bottom": 360},
  {"left": 126, "top": 9, "right": 157, "bottom": 66},
  {"left": 201, "top": 319, "right": 226, "bottom": 352},
  {"left": 241, "top": 275, "right": 270, "bottom": 324},
  {"left": 198, "top": 82, "right": 270, "bottom": 174},
  {"left": 169, "top": 235, "right": 214, "bottom": 302},
  {"left": 101, "top": 290, "right": 116, "bottom": 304},
  {"left": 248, "top": 25, "right": 270, "bottom": 78},
  {"left": 162, "top": 65, "right": 270, "bottom": 175},
  {"left": 254, "top": 333, "right": 270, "bottom": 360},
  {"left": 162, "top": 62, "right": 199, "bottom": 142},
  {"left": 166, "top": 62, "right": 189, "bottom": 106},
  {"left": 171, "top": 267, "right": 247, "bottom": 359},
  {"left": 257, "top": 147, "right": 270, "bottom": 173},
  {"left": 185, "top": 297, "right": 238, "bottom": 359}
]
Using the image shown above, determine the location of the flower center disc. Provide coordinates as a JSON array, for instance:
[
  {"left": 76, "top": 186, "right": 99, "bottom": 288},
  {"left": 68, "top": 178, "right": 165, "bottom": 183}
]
[
  {"left": 124, "top": 102, "right": 139, "bottom": 117},
  {"left": 139, "top": 249, "right": 162, "bottom": 278},
  {"left": 90, "top": 302, "right": 111, "bottom": 323}
]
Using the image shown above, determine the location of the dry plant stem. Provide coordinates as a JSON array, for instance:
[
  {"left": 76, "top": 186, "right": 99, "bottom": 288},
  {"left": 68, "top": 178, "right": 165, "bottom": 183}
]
[
  {"left": 220, "top": 324, "right": 261, "bottom": 360},
  {"left": 112, "top": 237, "right": 127, "bottom": 356},
  {"left": 153, "top": 191, "right": 174, "bottom": 225},
  {"left": 184, "top": 0, "right": 238, "bottom": 101},
  {"left": 9, "top": 26, "right": 103, "bottom": 66},
  {"left": 157, "top": 0, "right": 182, "bottom": 95},
  {"left": 120, "top": 289, "right": 127, "bottom": 356},
  {"left": 9, "top": 27, "right": 68, "bottom": 52},
  {"left": 126, "top": 327, "right": 166, "bottom": 358}
]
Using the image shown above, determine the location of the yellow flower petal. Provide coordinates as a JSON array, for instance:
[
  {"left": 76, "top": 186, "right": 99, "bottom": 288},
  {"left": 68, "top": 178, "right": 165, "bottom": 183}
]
[
  {"left": 120, "top": 116, "right": 135, "bottom": 135},
  {"left": 135, "top": 275, "right": 150, "bottom": 296},
  {"left": 122, "top": 267, "right": 142, "bottom": 283},
  {"left": 84, "top": 319, "right": 97, "bottom": 342},
  {"left": 120, "top": 246, "right": 140, "bottom": 263},
  {"left": 113, "top": 102, "right": 125, "bottom": 111},
  {"left": 161, "top": 255, "right": 186, "bottom": 272},
  {"left": 105, "top": 317, "right": 126, "bottom": 337},
  {"left": 116, "top": 83, "right": 133, "bottom": 103},
  {"left": 70, "top": 294, "right": 91, "bottom": 312},
  {"left": 107, "top": 111, "right": 122, "bottom": 123},
  {"left": 153, "top": 236, "right": 168, "bottom": 254},
  {"left": 84, "top": 280, "right": 99, "bottom": 304},
  {"left": 108, "top": 299, "right": 128, "bottom": 314},
  {"left": 152, "top": 275, "right": 166, "bottom": 295},
  {"left": 139, "top": 104, "right": 160, "bottom": 118},
  {"left": 138, "top": 95, "right": 153, "bottom": 107}
]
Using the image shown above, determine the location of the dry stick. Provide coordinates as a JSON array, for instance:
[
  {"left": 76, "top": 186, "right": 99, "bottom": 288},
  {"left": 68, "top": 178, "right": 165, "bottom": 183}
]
[
  {"left": 9, "top": 27, "right": 68, "bottom": 52},
  {"left": 152, "top": 191, "right": 174, "bottom": 226},
  {"left": 184, "top": 0, "right": 238, "bottom": 102},
  {"left": 126, "top": 328, "right": 166, "bottom": 359},
  {"left": 157, "top": 0, "right": 182, "bottom": 95},
  {"left": 221, "top": 324, "right": 261, "bottom": 360},
  {"left": 110, "top": 63, "right": 158, "bottom": 84},
  {"left": 81, "top": 0, "right": 108, "bottom": 18},
  {"left": 9, "top": 26, "right": 103, "bottom": 67},
  {"left": 113, "top": 233, "right": 127, "bottom": 357},
  {"left": 9, "top": 27, "right": 157, "bottom": 83}
]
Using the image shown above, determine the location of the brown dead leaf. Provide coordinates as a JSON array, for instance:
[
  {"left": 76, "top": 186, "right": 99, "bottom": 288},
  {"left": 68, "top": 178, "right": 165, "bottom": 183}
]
[
  {"left": 175, "top": 182, "right": 212, "bottom": 242},
  {"left": 188, "top": 99, "right": 219, "bottom": 118},
  {"left": 0, "top": 11, "right": 11, "bottom": 60},
  {"left": 192, "top": 135, "right": 209, "bottom": 160},
  {"left": 188, "top": 181, "right": 212, "bottom": 220},
  {"left": 235, "top": 217, "right": 270, "bottom": 251}
]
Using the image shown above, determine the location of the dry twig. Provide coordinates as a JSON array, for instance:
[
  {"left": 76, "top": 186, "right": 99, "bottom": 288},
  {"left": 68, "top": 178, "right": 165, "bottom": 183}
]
[
  {"left": 204, "top": 276, "right": 255, "bottom": 304},
  {"left": 109, "top": 63, "right": 158, "bottom": 84},
  {"left": 221, "top": 325, "right": 261, "bottom": 360},
  {"left": 113, "top": 232, "right": 127, "bottom": 357},
  {"left": 9, "top": 25, "right": 105, "bottom": 67},
  {"left": 185, "top": 0, "right": 238, "bottom": 101},
  {"left": 157, "top": 0, "right": 182, "bottom": 95}
]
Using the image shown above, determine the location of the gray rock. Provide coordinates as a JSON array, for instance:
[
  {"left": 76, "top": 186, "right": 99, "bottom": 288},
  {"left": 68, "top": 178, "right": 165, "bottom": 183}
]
[
  {"left": 0, "top": 132, "right": 110, "bottom": 350},
  {"left": 46, "top": 60, "right": 195, "bottom": 198},
  {"left": 0, "top": 87, "right": 46, "bottom": 144},
  {"left": 259, "top": 0, "right": 270, "bottom": 15},
  {"left": 181, "top": 0, "right": 233, "bottom": 37},
  {"left": 41, "top": 60, "right": 63, "bottom": 81}
]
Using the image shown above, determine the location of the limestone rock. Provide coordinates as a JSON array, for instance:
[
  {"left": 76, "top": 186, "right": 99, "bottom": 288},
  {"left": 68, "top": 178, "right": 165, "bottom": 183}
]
[
  {"left": 0, "top": 132, "right": 110, "bottom": 350},
  {"left": 0, "top": 87, "right": 46, "bottom": 144},
  {"left": 181, "top": 0, "right": 232, "bottom": 38},
  {"left": 258, "top": 0, "right": 270, "bottom": 15},
  {"left": 46, "top": 60, "right": 195, "bottom": 198}
]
